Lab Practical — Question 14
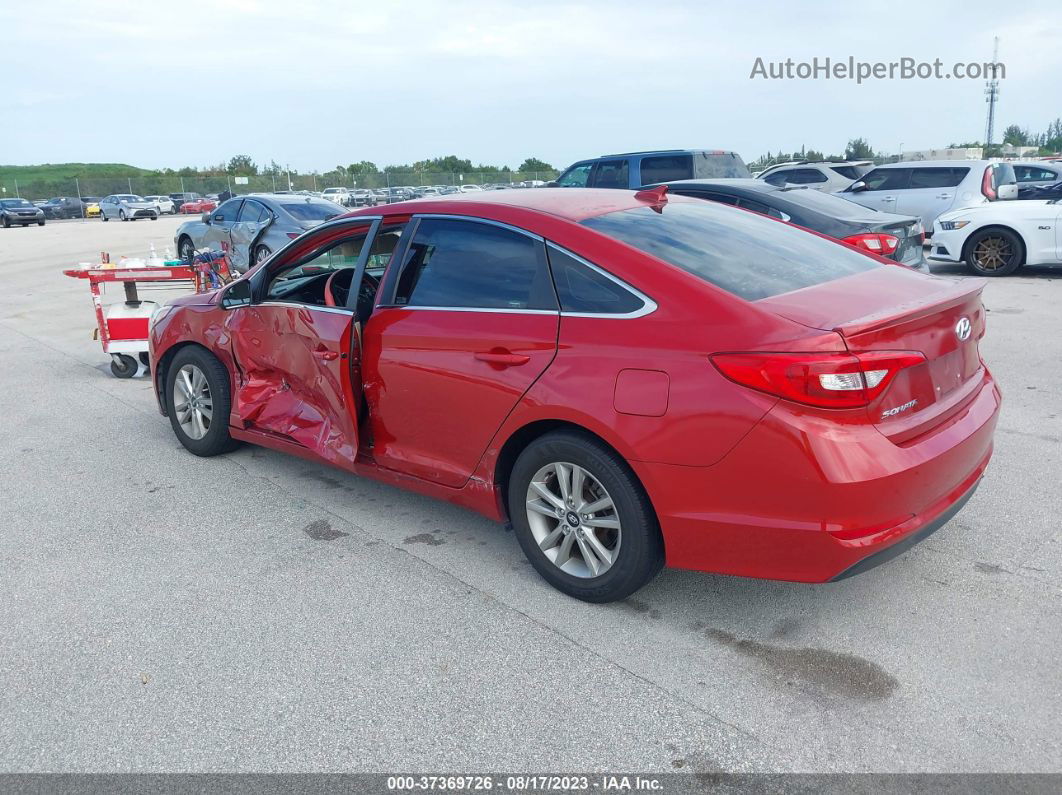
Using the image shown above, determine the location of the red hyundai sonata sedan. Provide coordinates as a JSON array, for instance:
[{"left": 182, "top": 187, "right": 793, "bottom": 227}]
[{"left": 149, "top": 187, "right": 1000, "bottom": 602}]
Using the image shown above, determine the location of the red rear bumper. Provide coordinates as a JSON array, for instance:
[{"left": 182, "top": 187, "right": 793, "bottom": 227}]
[{"left": 632, "top": 372, "right": 1000, "bottom": 582}]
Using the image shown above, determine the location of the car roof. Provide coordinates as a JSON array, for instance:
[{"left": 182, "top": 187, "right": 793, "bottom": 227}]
[
  {"left": 343, "top": 187, "right": 703, "bottom": 223},
  {"left": 659, "top": 178, "right": 774, "bottom": 194},
  {"left": 871, "top": 160, "right": 990, "bottom": 169},
  {"left": 600, "top": 149, "right": 740, "bottom": 157}
]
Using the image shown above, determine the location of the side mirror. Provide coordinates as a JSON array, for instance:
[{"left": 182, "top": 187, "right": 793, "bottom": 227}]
[
  {"left": 848, "top": 181, "right": 867, "bottom": 193},
  {"left": 221, "top": 279, "right": 252, "bottom": 309},
  {"left": 996, "top": 183, "right": 1018, "bottom": 200},
  {"left": 202, "top": 212, "right": 211, "bottom": 224}
]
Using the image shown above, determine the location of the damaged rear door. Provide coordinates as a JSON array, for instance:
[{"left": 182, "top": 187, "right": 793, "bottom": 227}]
[
  {"left": 227, "top": 198, "right": 274, "bottom": 272},
  {"left": 226, "top": 218, "right": 380, "bottom": 470}
]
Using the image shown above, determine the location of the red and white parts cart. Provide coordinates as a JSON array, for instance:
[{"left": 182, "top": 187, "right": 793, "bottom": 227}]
[{"left": 63, "top": 264, "right": 197, "bottom": 378}]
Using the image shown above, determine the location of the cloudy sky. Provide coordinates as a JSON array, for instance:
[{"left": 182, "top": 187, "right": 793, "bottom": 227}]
[{"left": 2, "top": 0, "right": 1059, "bottom": 171}]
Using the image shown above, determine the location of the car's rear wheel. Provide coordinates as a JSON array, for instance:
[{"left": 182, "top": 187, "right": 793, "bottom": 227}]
[
  {"left": 508, "top": 431, "right": 664, "bottom": 602},
  {"left": 965, "top": 228, "right": 1023, "bottom": 276},
  {"left": 165, "top": 347, "right": 239, "bottom": 457}
]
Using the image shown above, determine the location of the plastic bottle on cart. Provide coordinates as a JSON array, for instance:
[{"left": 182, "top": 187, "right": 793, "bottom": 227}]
[{"left": 146, "top": 244, "right": 163, "bottom": 268}]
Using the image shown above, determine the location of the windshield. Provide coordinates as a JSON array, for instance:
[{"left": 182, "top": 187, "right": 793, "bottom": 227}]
[
  {"left": 117, "top": 195, "right": 144, "bottom": 202},
  {"left": 281, "top": 202, "right": 343, "bottom": 222},
  {"left": 1, "top": 199, "right": 34, "bottom": 208},
  {"left": 581, "top": 201, "right": 879, "bottom": 301}
]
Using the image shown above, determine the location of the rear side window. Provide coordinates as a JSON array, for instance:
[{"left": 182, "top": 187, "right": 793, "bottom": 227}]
[
  {"left": 860, "top": 168, "right": 911, "bottom": 191},
  {"left": 640, "top": 155, "right": 693, "bottom": 184},
  {"left": 1014, "top": 165, "right": 1058, "bottom": 182},
  {"left": 589, "top": 160, "right": 629, "bottom": 189},
  {"left": 238, "top": 200, "right": 269, "bottom": 223},
  {"left": 393, "top": 219, "right": 556, "bottom": 310},
  {"left": 779, "top": 168, "right": 827, "bottom": 185},
  {"left": 546, "top": 246, "right": 644, "bottom": 315},
  {"left": 581, "top": 202, "right": 878, "bottom": 301},
  {"left": 909, "top": 168, "right": 969, "bottom": 189}
]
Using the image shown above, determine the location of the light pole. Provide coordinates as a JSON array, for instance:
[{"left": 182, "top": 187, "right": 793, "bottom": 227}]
[{"left": 898, "top": 143, "right": 904, "bottom": 163}]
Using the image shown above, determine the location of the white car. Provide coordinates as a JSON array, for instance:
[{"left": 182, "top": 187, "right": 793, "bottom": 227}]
[
  {"left": 929, "top": 200, "right": 1062, "bottom": 276},
  {"left": 144, "top": 195, "right": 176, "bottom": 215},
  {"left": 321, "top": 187, "right": 352, "bottom": 206},
  {"left": 838, "top": 160, "right": 1019, "bottom": 231},
  {"left": 758, "top": 160, "right": 872, "bottom": 193}
]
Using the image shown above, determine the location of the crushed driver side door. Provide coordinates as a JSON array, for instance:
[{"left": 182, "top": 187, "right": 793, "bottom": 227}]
[
  {"left": 227, "top": 198, "right": 275, "bottom": 272},
  {"left": 226, "top": 218, "right": 380, "bottom": 470}
]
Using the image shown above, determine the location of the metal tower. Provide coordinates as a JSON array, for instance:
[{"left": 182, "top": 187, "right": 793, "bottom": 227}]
[{"left": 984, "top": 37, "right": 1001, "bottom": 152}]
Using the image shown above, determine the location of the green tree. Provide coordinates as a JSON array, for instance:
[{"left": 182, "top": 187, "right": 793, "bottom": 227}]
[
  {"left": 346, "top": 161, "right": 379, "bottom": 176},
  {"left": 518, "top": 157, "right": 554, "bottom": 172},
  {"left": 1002, "top": 125, "right": 1030, "bottom": 146},
  {"left": 844, "top": 138, "right": 875, "bottom": 160},
  {"left": 226, "top": 155, "right": 257, "bottom": 175}
]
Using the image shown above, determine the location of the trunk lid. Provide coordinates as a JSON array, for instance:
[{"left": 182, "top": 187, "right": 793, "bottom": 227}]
[
  {"left": 760, "top": 268, "right": 988, "bottom": 440},
  {"left": 874, "top": 218, "right": 924, "bottom": 265}
]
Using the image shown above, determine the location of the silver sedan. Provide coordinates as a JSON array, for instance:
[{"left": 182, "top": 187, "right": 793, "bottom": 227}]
[{"left": 99, "top": 195, "right": 159, "bottom": 222}]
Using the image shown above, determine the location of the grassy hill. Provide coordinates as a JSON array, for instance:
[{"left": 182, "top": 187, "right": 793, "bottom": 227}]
[{"left": 0, "top": 163, "right": 152, "bottom": 182}]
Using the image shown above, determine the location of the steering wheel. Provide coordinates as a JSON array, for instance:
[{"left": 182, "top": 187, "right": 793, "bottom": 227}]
[{"left": 323, "top": 268, "right": 356, "bottom": 307}]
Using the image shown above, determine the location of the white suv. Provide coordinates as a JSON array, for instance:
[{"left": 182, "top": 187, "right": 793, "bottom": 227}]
[
  {"left": 757, "top": 161, "right": 872, "bottom": 192},
  {"left": 322, "top": 187, "right": 352, "bottom": 206},
  {"left": 838, "top": 160, "right": 1018, "bottom": 232}
]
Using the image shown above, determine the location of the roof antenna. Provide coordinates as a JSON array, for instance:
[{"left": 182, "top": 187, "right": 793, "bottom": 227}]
[{"left": 634, "top": 184, "right": 668, "bottom": 212}]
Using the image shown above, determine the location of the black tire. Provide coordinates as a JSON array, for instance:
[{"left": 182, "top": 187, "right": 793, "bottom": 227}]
[
  {"left": 138, "top": 352, "right": 151, "bottom": 368},
  {"left": 102, "top": 212, "right": 109, "bottom": 222},
  {"left": 110, "top": 353, "right": 138, "bottom": 378},
  {"left": 964, "top": 228, "right": 1023, "bottom": 276},
  {"left": 178, "top": 236, "right": 195, "bottom": 263},
  {"left": 2, "top": 215, "right": 9, "bottom": 228},
  {"left": 507, "top": 431, "right": 664, "bottom": 602},
  {"left": 38, "top": 220, "right": 45, "bottom": 226},
  {"left": 164, "top": 346, "right": 239, "bottom": 456},
  {"left": 119, "top": 210, "right": 127, "bottom": 221},
  {"left": 254, "top": 245, "right": 272, "bottom": 266},
  {"left": 150, "top": 214, "right": 158, "bottom": 221}
]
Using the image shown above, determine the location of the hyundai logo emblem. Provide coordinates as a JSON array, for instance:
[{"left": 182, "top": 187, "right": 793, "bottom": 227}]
[{"left": 955, "top": 317, "right": 972, "bottom": 341}]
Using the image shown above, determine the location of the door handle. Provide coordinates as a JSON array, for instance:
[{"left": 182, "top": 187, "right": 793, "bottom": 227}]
[
  {"left": 474, "top": 351, "right": 531, "bottom": 366},
  {"left": 313, "top": 350, "right": 339, "bottom": 361},
  {"left": 936, "top": 194, "right": 953, "bottom": 199}
]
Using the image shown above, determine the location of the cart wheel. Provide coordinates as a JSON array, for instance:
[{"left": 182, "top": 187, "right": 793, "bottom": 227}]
[
  {"left": 110, "top": 353, "right": 138, "bottom": 378},
  {"left": 138, "top": 352, "right": 151, "bottom": 368}
]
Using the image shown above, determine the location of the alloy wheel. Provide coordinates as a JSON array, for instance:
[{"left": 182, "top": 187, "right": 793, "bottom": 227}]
[
  {"left": 172, "top": 363, "right": 212, "bottom": 440},
  {"left": 973, "top": 236, "right": 1013, "bottom": 271},
  {"left": 525, "top": 462, "right": 622, "bottom": 578}
]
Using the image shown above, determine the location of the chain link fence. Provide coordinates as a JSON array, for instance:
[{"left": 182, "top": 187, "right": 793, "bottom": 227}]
[{"left": 0, "top": 170, "right": 561, "bottom": 219}]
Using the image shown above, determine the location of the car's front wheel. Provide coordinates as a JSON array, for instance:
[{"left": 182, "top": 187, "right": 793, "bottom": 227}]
[
  {"left": 254, "top": 245, "right": 272, "bottom": 266},
  {"left": 508, "top": 431, "right": 664, "bottom": 602},
  {"left": 965, "top": 228, "right": 1023, "bottom": 276},
  {"left": 178, "top": 236, "right": 195, "bottom": 263},
  {"left": 119, "top": 210, "right": 127, "bottom": 221},
  {"left": 165, "top": 346, "right": 239, "bottom": 457}
]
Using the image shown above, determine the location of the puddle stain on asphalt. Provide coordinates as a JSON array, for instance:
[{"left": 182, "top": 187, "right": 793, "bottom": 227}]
[
  {"left": 620, "top": 598, "right": 662, "bottom": 620},
  {"left": 404, "top": 533, "right": 445, "bottom": 546},
  {"left": 302, "top": 519, "right": 349, "bottom": 541},
  {"left": 693, "top": 622, "right": 898, "bottom": 701}
]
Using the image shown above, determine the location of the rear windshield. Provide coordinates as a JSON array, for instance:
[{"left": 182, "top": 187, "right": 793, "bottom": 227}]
[
  {"left": 282, "top": 202, "right": 343, "bottom": 221},
  {"left": 829, "top": 165, "right": 871, "bottom": 180},
  {"left": 581, "top": 202, "right": 879, "bottom": 301},
  {"left": 774, "top": 186, "right": 879, "bottom": 218}
]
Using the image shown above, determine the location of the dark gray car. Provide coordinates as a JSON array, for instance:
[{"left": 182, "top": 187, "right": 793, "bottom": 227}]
[{"left": 174, "top": 193, "right": 347, "bottom": 273}]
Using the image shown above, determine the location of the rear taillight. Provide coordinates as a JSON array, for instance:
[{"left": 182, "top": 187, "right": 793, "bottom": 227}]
[
  {"left": 843, "top": 233, "right": 900, "bottom": 256},
  {"left": 710, "top": 351, "right": 925, "bottom": 408},
  {"left": 981, "top": 166, "right": 996, "bottom": 200}
]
